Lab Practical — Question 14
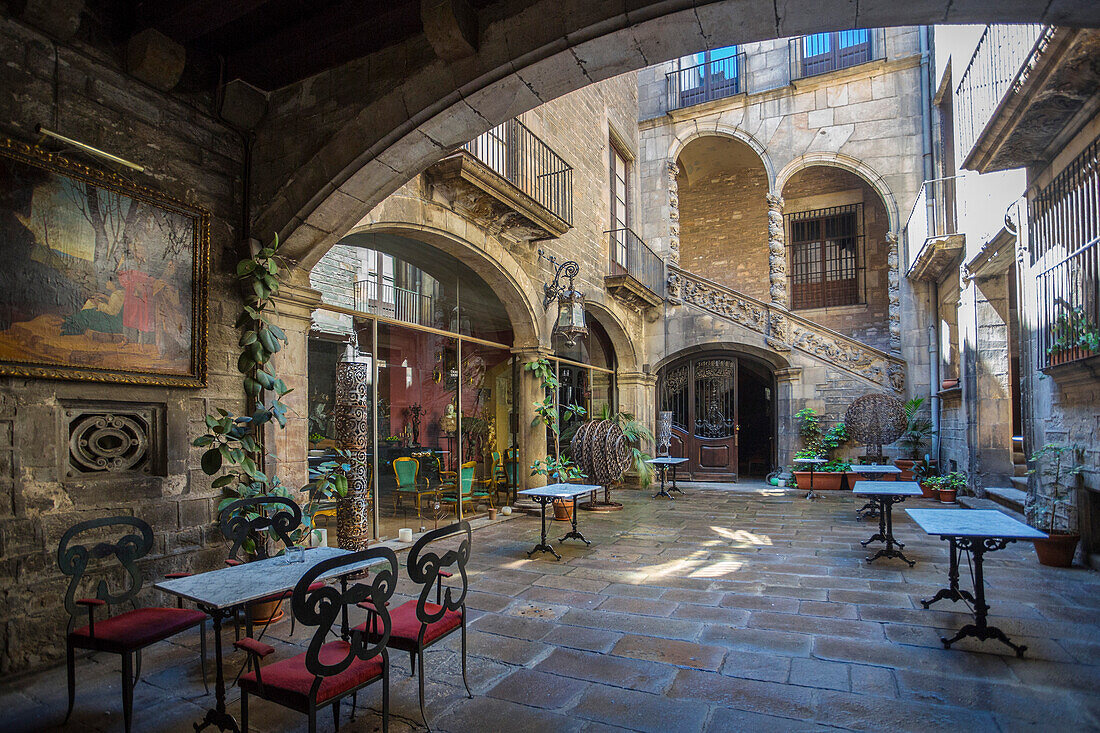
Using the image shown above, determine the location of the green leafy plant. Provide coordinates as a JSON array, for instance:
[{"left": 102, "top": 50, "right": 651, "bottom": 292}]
[
  {"left": 1026, "top": 443, "right": 1084, "bottom": 534},
  {"left": 1047, "top": 301, "right": 1100, "bottom": 355},
  {"left": 820, "top": 459, "right": 852, "bottom": 473},
  {"left": 594, "top": 404, "right": 655, "bottom": 490},
  {"left": 898, "top": 397, "right": 934, "bottom": 459},
  {"left": 193, "top": 237, "right": 347, "bottom": 558},
  {"left": 795, "top": 407, "right": 848, "bottom": 459}
]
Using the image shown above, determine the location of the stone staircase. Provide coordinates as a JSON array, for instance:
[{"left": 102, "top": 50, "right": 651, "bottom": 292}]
[
  {"left": 962, "top": 437, "right": 1029, "bottom": 521},
  {"left": 667, "top": 267, "right": 906, "bottom": 392}
]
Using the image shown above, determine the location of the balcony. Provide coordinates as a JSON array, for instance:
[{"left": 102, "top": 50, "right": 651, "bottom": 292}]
[
  {"left": 958, "top": 26, "right": 1100, "bottom": 173},
  {"left": 904, "top": 176, "right": 965, "bottom": 282},
  {"left": 354, "top": 275, "right": 436, "bottom": 329},
  {"left": 666, "top": 52, "right": 745, "bottom": 111},
  {"left": 1032, "top": 136, "right": 1100, "bottom": 370},
  {"left": 789, "top": 29, "right": 883, "bottom": 82},
  {"left": 606, "top": 228, "right": 664, "bottom": 309},
  {"left": 426, "top": 118, "right": 573, "bottom": 242}
]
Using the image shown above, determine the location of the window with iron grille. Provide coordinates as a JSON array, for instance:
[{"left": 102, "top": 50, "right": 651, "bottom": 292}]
[{"left": 786, "top": 204, "right": 864, "bottom": 310}]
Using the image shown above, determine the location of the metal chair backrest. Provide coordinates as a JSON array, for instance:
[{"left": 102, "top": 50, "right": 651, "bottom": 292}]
[
  {"left": 407, "top": 521, "right": 471, "bottom": 627},
  {"left": 291, "top": 547, "right": 399, "bottom": 680},
  {"left": 394, "top": 457, "right": 419, "bottom": 488},
  {"left": 218, "top": 496, "right": 302, "bottom": 561},
  {"left": 57, "top": 516, "right": 153, "bottom": 620},
  {"left": 459, "top": 461, "right": 476, "bottom": 497}
]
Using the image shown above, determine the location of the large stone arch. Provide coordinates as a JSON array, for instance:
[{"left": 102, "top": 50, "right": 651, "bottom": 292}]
[
  {"left": 584, "top": 300, "right": 640, "bottom": 373},
  {"left": 775, "top": 153, "right": 901, "bottom": 234},
  {"left": 254, "top": 1, "right": 1084, "bottom": 266},
  {"left": 337, "top": 220, "right": 542, "bottom": 349},
  {"left": 667, "top": 124, "right": 777, "bottom": 192}
]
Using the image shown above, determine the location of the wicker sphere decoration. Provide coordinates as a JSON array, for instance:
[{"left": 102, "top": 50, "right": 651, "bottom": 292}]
[
  {"left": 844, "top": 393, "right": 907, "bottom": 459},
  {"left": 570, "top": 419, "right": 630, "bottom": 488}
]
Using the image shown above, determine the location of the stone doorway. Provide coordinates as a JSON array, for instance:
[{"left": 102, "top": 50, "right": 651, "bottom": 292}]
[{"left": 658, "top": 351, "right": 776, "bottom": 481}]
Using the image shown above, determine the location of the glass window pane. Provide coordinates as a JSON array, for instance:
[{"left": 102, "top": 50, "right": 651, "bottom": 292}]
[{"left": 461, "top": 342, "right": 516, "bottom": 506}]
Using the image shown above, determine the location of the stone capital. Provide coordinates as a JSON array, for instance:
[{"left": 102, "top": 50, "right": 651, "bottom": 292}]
[{"left": 269, "top": 281, "right": 323, "bottom": 327}]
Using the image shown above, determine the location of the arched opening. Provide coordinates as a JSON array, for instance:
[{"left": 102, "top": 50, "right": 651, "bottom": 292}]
[
  {"left": 780, "top": 165, "right": 894, "bottom": 350},
  {"left": 676, "top": 135, "right": 772, "bottom": 300},
  {"left": 306, "top": 231, "right": 524, "bottom": 541},
  {"left": 657, "top": 349, "right": 776, "bottom": 481}
]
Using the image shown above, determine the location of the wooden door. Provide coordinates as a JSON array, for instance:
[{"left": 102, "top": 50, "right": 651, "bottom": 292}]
[{"left": 659, "top": 356, "right": 739, "bottom": 480}]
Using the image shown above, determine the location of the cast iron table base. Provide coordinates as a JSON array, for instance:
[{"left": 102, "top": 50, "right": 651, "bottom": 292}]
[
  {"left": 526, "top": 495, "right": 590, "bottom": 559},
  {"left": 194, "top": 608, "right": 240, "bottom": 733},
  {"left": 859, "top": 495, "right": 915, "bottom": 566},
  {"left": 920, "top": 536, "right": 976, "bottom": 608},
  {"left": 652, "top": 463, "right": 684, "bottom": 500},
  {"left": 925, "top": 536, "right": 1027, "bottom": 657}
]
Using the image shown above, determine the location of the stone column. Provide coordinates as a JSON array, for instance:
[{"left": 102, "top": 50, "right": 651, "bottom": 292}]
[
  {"left": 511, "top": 346, "right": 551, "bottom": 493},
  {"left": 267, "top": 274, "right": 322, "bottom": 493},
  {"left": 886, "top": 232, "right": 902, "bottom": 354},
  {"left": 774, "top": 367, "right": 802, "bottom": 467},
  {"left": 616, "top": 370, "right": 657, "bottom": 487},
  {"left": 766, "top": 193, "right": 789, "bottom": 308},
  {"left": 667, "top": 161, "right": 681, "bottom": 267}
]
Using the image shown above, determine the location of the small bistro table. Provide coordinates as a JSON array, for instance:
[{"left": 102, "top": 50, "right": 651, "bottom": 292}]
[
  {"left": 792, "top": 457, "right": 827, "bottom": 500},
  {"left": 517, "top": 483, "right": 600, "bottom": 560},
  {"left": 646, "top": 457, "right": 688, "bottom": 499},
  {"left": 853, "top": 481, "right": 923, "bottom": 566},
  {"left": 849, "top": 464, "right": 903, "bottom": 518},
  {"left": 155, "top": 547, "right": 385, "bottom": 733},
  {"left": 905, "top": 508, "right": 1047, "bottom": 657}
]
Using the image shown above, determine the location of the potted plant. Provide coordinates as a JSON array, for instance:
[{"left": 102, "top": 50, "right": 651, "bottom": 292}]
[
  {"left": 910, "top": 455, "right": 938, "bottom": 499},
  {"left": 936, "top": 471, "right": 967, "bottom": 503},
  {"left": 1046, "top": 301, "right": 1100, "bottom": 366},
  {"left": 525, "top": 358, "right": 587, "bottom": 520},
  {"left": 1025, "top": 443, "right": 1083, "bottom": 567},
  {"left": 791, "top": 409, "right": 849, "bottom": 490},
  {"left": 895, "top": 397, "right": 935, "bottom": 479}
]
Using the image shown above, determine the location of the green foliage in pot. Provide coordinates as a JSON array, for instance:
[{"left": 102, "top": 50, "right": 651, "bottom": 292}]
[
  {"left": 1026, "top": 443, "right": 1084, "bottom": 535},
  {"left": 1047, "top": 301, "right": 1100, "bottom": 355},
  {"left": 193, "top": 237, "right": 348, "bottom": 558},
  {"left": 525, "top": 358, "right": 587, "bottom": 483},
  {"left": 795, "top": 407, "right": 848, "bottom": 459},
  {"left": 898, "top": 397, "right": 935, "bottom": 459},
  {"left": 821, "top": 460, "right": 852, "bottom": 473}
]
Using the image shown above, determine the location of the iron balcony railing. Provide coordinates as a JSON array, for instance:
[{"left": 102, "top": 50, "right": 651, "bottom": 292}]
[
  {"left": 789, "top": 29, "right": 883, "bottom": 82},
  {"left": 955, "top": 24, "right": 1048, "bottom": 162},
  {"left": 354, "top": 275, "right": 436, "bottom": 329},
  {"left": 1038, "top": 238, "right": 1100, "bottom": 369},
  {"left": 462, "top": 117, "right": 573, "bottom": 226},
  {"left": 607, "top": 227, "right": 664, "bottom": 297},
  {"left": 1031, "top": 135, "right": 1100, "bottom": 369},
  {"left": 665, "top": 52, "right": 745, "bottom": 111},
  {"left": 903, "top": 176, "right": 960, "bottom": 268}
]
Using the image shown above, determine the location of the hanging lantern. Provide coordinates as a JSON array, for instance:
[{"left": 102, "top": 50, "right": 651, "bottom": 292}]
[
  {"left": 333, "top": 333, "right": 372, "bottom": 550},
  {"left": 554, "top": 287, "right": 588, "bottom": 347}
]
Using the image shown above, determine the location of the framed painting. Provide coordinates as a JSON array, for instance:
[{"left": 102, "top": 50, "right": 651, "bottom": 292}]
[{"left": 0, "top": 139, "right": 208, "bottom": 386}]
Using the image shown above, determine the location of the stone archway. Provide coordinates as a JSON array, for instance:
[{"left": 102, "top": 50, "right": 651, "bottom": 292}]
[{"left": 251, "top": 1, "right": 1083, "bottom": 267}]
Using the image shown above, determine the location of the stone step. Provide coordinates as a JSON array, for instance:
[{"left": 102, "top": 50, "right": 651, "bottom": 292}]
[
  {"left": 986, "top": 486, "right": 1027, "bottom": 514},
  {"left": 1014, "top": 462, "right": 1027, "bottom": 477},
  {"left": 1009, "top": 475, "right": 1028, "bottom": 492},
  {"left": 958, "top": 495, "right": 1026, "bottom": 524},
  {"left": 1012, "top": 450, "right": 1026, "bottom": 464}
]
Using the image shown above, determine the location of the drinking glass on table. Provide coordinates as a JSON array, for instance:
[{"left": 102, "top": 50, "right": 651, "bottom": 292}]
[{"left": 285, "top": 546, "right": 305, "bottom": 564}]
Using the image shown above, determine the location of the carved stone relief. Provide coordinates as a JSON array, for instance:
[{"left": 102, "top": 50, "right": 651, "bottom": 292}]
[
  {"left": 63, "top": 402, "right": 165, "bottom": 477},
  {"left": 886, "top": 232, "right": 902, "bottom": 353},
  {"left": 766, "top": 193, "right": 789, "bottom": 308},
  {"left": 668, "top": 161, "right": 681, "bottom": 266}
]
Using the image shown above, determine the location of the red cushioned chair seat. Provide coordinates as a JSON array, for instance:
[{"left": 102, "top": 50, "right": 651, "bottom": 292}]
[
  {"left": 69, "top": 607, "right": 206, "bottom": 653},
  {"left": 355, "top": 600, "right": 462, "bottom": 650},
  {"left": 239, "top": 640, "right": 383, "bottom": 711}
]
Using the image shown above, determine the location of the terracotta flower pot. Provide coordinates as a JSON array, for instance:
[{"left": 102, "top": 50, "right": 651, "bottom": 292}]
[
  {"left": 793, "top": 471, "right": 845, "bottom": 491},
  {"left": 1033, "top": 533, "right": 1079, "bottom": 567},
  {"left": 844, "top": 472, "right": 862, "bottom": 490},
  {"left": 553, "top": 498, "right": 573, "bottom": 521},
  {"left": 249, "top": 598, "right": 284, "bottom": 625},
  {"left": 894, "top": 459, "right": 916, "bottom": 480},
  {"left": 918, "top": 481, "right": 938, "bottom": 500},
  {"left": 938, "top": 488, "right": 957, "bottom": 503},
  {"left": 941, "top": 378, "right": 959, "bottom": 390}
]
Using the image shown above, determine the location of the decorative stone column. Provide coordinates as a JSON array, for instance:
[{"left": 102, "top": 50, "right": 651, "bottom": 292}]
[
  {"left": 667, "top": 161, "right": 681, "bottom": 267},
  {"left": 616, "top": 370, "right": 658, "bottom": 480},
  {"left": 511, "top": 345, "right": 550, "bottom": 493},
  {"left": 766, "top": 193, "right": 789, "bottom": 308},
  {"left": 334, "top": 336, "right": 372, "bottom": 550},
  {"left": 886, "top": 232, "right": 902, "bottom": 354}
]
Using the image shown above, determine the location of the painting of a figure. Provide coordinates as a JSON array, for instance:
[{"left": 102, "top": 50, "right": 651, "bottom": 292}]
[{"left": 0, "top": 139, "right": 208, "bottom": 386}]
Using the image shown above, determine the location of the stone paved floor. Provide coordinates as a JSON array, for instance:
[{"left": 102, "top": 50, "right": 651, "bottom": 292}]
[{"left": 7, "top": 486, "right": 1100, "bottom": 732}]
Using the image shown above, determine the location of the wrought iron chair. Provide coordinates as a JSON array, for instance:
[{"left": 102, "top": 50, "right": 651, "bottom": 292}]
[
  {"left": 441, "top": 461, "right": 492, "bottom": 515},
  {"left": 236, "top": 546, "right": 399, "bottom": 733},
  {"left": 393, "top": 456, "right": 435, "bottom": 518},
  {"left": 357, "top": 521, "right": 472, "bottom": 731},
  {"left": 218, "top": 496, "right": 325, "bottom": 636},
  {"left": 58, "top": 516, "right": 208, "bottom": 733}
]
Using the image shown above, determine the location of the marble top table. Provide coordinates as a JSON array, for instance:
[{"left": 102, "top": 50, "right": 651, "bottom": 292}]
[
  {"left": 792, "top": 457, "right": 827, "bottom": 499},
  {"left": 853, "top": 482, "right": 923, "bottom": 566},
  {"left": 156, "top": 546, "right": 385, "bottom": 733},
  {"left": 905, "top": 508, "right": 1046, "bottom": 657},
  {"left": 518, "top": 484, "right": 601, "bottom": 559},
  {"left": 646, "top": 457, "right": 688, "bottom": 499},
  {"left": 849, "top": 464, "right": 902, "bottom": 477}
]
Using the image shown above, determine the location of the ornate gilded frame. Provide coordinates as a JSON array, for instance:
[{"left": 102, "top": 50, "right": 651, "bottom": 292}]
[{"left": 0, "top": 138, "right": 209, "bottom": 387}]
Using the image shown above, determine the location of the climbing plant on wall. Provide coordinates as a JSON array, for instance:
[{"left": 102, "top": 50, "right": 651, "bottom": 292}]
[{"left": 192, "top": 237, "right": 348, "bottom": 557}]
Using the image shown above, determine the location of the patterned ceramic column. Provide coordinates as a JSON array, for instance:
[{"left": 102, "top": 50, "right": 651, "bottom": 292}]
[
  {"left": 766, "top": 193, "right": 789, "bottom": 308},
  {"left": 333, "top": 335, "right": 372, "bottom": 550},
  {"left": 886, "top": 232, "right": 902, "bottom": 353}
]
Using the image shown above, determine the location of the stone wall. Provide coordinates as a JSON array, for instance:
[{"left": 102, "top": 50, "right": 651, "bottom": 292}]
[{"left": 0, "top": 16, "right": 245, "bottom": 673}]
